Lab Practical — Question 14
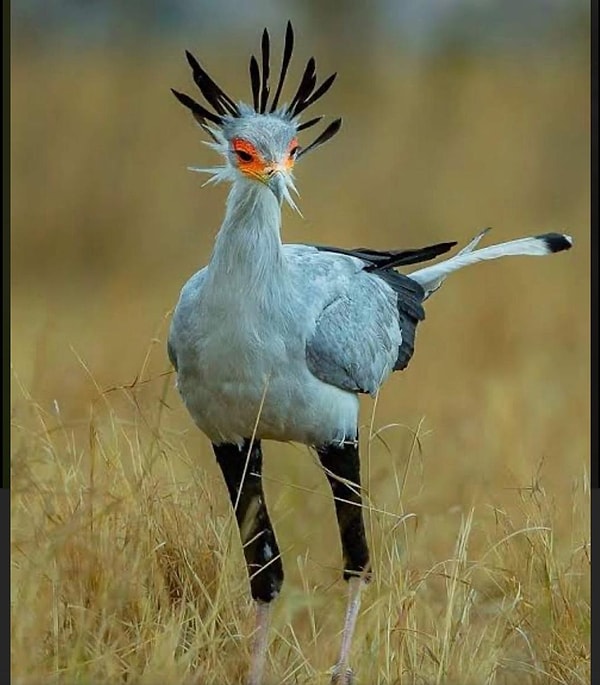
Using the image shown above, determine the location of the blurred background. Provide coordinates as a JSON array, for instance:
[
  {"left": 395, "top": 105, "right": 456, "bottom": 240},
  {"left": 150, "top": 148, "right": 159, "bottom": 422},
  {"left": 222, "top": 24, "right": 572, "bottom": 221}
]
[
  {"left": 11, "top": 0, "right": 591, "bottom": 544},
  {"left": 11, "top": 0, "right": 591, "bottom": 525},
  {"left": 11, "top": 0, "right": 590, "bottom": 414},
  {"left": 11, "top": 2, "right": 590, "bottom": 682}
]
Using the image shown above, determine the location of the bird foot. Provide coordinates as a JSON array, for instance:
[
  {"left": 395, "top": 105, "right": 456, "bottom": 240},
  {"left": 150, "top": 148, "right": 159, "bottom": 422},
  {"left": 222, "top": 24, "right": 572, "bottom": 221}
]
[{"left": 330, "top": 665, "right": 355, "bottom": 685}]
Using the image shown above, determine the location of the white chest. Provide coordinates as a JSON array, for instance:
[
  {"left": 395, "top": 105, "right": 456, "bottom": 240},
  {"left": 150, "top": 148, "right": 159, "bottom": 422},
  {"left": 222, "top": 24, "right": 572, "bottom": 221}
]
[{"left": 173, "top": 284, "right": 358, "bottom": 446}]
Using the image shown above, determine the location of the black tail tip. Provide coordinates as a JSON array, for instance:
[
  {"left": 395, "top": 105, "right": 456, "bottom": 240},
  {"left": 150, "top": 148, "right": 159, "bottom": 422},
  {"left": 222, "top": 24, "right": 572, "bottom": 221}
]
[{"left": 537, "top": 232, "right": 573, "bottom": 253}]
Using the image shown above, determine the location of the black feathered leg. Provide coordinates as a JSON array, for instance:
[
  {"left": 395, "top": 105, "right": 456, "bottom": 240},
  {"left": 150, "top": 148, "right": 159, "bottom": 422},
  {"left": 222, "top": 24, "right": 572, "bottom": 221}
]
[
  {"left": 316, "top": 438, "right": 371, "bottom": 582},
  {"left": 213, "top": 439, "right": 283, "bottom": 685},
  {"left": 213, "top": 439, "right": 283, "bottom": 602},
  {"left": 317, "top": 437, "right": 370, "bottom": 685}
]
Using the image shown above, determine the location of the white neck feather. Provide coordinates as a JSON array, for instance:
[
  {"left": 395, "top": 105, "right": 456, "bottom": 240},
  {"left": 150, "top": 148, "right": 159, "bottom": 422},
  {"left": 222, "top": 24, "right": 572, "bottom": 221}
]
[{"left": 207, "top": 178, "right": 286, "bottom": 297}]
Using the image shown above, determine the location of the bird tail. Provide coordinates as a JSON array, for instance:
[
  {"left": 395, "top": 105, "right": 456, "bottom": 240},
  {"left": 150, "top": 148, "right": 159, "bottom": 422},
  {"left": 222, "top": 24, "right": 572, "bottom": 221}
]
[{"left": 408, "top": 229, "right": 573, "bottom": 300}]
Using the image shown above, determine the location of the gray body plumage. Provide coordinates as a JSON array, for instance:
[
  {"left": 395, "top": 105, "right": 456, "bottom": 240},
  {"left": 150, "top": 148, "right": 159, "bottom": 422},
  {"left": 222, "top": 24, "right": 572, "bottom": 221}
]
[
  {"left": 168, "top": 33, "right": 572, "bottom": 449},
  {"left": 167, "top": 25, "right": 573, "bottom": 684},
  {"left": 169, "top": 181, "right": 411, "bottom": 446},
  {"left": 168, "top": 175, "right": 572, "bottom": 447}
]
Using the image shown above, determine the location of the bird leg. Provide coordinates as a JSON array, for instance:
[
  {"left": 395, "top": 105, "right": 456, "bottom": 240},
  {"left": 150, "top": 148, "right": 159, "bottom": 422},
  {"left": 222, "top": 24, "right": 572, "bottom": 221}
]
[
  {"left": 331, "top": 577, "right": 365, "bottom": 684},
  {"left": 317, "top": 439, "right": 370, "bottom": 685},
  {"left": 213, "top": 439, "right": 283, "bottom": 685},
  {"left": 248, "top": 601, "right": 271, "bottom": 685}
]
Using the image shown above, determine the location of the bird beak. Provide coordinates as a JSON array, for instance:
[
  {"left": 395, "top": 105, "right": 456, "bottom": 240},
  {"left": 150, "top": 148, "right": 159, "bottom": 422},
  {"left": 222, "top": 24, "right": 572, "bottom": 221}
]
[
  {"left": 265, "top": 169, "right": 287, "bottom": 203},
  {"left": 263, "top": 164, "right": 301, "bottom": 214}
]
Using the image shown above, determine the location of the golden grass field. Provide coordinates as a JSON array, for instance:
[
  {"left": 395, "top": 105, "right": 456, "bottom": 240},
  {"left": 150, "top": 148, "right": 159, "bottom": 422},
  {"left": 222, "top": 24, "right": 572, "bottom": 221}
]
[{"left": 11, "top": 40, "right": 590, "bottom": 684}]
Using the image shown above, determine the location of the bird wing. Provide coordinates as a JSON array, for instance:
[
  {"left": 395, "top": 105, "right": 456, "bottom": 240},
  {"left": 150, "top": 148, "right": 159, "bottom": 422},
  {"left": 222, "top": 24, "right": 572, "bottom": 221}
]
[
  {"left": 167, "top": 267, "right": 208, "bottom": 374},
  {"left": 304, "top": 244, "right": 439, "bottom": 395}
]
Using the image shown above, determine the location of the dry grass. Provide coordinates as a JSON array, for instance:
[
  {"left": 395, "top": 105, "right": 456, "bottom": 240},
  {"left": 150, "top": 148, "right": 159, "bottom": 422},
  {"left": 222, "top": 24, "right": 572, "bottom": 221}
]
[{"left": 11, "top": 41, "right": 589, "bottom": 684}]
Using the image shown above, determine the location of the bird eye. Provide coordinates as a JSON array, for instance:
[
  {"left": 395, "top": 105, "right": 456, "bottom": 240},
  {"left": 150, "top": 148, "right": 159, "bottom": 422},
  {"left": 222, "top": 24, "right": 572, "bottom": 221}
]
[
  {"left": 289, "top": 145, "right": 300, "bottom": 158},
  {"left": 235, "top": 149, "right": 254, "bottom": 162}
]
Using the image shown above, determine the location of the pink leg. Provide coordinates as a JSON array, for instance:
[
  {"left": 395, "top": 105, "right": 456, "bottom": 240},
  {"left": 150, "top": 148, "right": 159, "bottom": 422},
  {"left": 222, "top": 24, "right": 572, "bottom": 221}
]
[
  {"left": 316, "top": 440, "right": 370, "bottom": 685},
  {"left": 213, "top": 441, "right": 282, "bottom": 685},
  {"left": 247, "top": 602, "right": 271, "bottom": 685},
  {"left": 331, "top": 577, "right": 364, "bottom": 684}
]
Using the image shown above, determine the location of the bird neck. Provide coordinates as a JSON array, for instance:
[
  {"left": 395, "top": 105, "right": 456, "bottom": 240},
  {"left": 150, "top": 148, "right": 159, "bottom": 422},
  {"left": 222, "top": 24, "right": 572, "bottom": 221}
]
[{"left": 208, "top": 179, "right": 285, "bottom": 293}]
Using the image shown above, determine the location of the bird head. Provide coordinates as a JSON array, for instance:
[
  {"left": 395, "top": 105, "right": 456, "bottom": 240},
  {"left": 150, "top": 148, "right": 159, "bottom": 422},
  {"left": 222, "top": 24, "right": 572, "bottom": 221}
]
[{"left": 172, "top": 22, "right": 341, "bottom": 212}]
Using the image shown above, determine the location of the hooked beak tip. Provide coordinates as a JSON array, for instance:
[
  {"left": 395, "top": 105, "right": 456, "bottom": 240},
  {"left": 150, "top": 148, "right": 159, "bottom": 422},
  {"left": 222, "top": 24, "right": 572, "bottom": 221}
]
[
  {"left": 270, "top": 172, "right": 301, "bottom": 215},
  {"left": 266, "top": 170, "right": 286, "bottom": 202}
]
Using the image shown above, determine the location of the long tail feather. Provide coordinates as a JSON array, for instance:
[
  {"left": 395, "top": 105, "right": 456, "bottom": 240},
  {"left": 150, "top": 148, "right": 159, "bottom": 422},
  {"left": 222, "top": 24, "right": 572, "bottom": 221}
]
[{"left": 410, "top": 231, "right": 573, "bottom": 299}]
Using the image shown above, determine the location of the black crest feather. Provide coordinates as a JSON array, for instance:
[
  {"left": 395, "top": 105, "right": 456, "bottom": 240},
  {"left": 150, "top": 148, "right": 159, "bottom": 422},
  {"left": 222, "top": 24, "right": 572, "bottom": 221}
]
[
  {"left": 171, "top": 89, "right": 222, "bottom": 126},
  {"left": 259, "top": 29, "right": 271, "bottom": 113},
  {"left": 288, "top": 57, "right": 317, "bottom": 116},
  {"left": 184, "top": 51, "right": 239, "bottom": 117},
  {"left": 298, "top": 118, "right": 342, "bottom": 156},
  {"left": 270, "top": 20, "right": 294, "bottom": 112},
  {"left": 292, "top": 72, "right": 337, "bottom": 116},
  {"left": 172, "top": 21, "right": 341, "bottom": 151},
  {"left": 249, "top": 55, "right": 261, "bottom": 111},
  {"left": 296, "top": 116, "right": 322, "bottom": 131}
]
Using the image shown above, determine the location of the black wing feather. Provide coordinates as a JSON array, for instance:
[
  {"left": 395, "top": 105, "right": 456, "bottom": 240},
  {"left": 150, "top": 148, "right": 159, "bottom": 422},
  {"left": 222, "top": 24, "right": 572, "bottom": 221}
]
[
  {"left": 314, "top": 242, "right": 456, "bottom": 269},
  {"left": 314, "top": 241, "right": 457, "bottom": 372}
]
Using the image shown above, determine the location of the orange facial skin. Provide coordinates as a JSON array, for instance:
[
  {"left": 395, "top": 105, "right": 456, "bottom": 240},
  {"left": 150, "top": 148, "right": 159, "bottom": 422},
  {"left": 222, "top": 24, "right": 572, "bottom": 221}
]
[{"left": 232, "top": 137, "right": 299, "bottom": 180}]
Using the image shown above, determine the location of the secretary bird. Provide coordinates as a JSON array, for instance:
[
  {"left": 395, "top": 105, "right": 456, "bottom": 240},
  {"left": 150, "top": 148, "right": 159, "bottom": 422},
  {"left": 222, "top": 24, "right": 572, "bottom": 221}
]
[{"left": 167, "top": 22, "right": 572, "bottom": 685}]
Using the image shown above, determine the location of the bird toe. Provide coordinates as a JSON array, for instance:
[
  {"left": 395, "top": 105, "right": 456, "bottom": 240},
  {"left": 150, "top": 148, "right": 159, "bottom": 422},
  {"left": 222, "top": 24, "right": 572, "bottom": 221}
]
[{"left": 331, "top": 665, "right": 355, "bottom": 685}]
